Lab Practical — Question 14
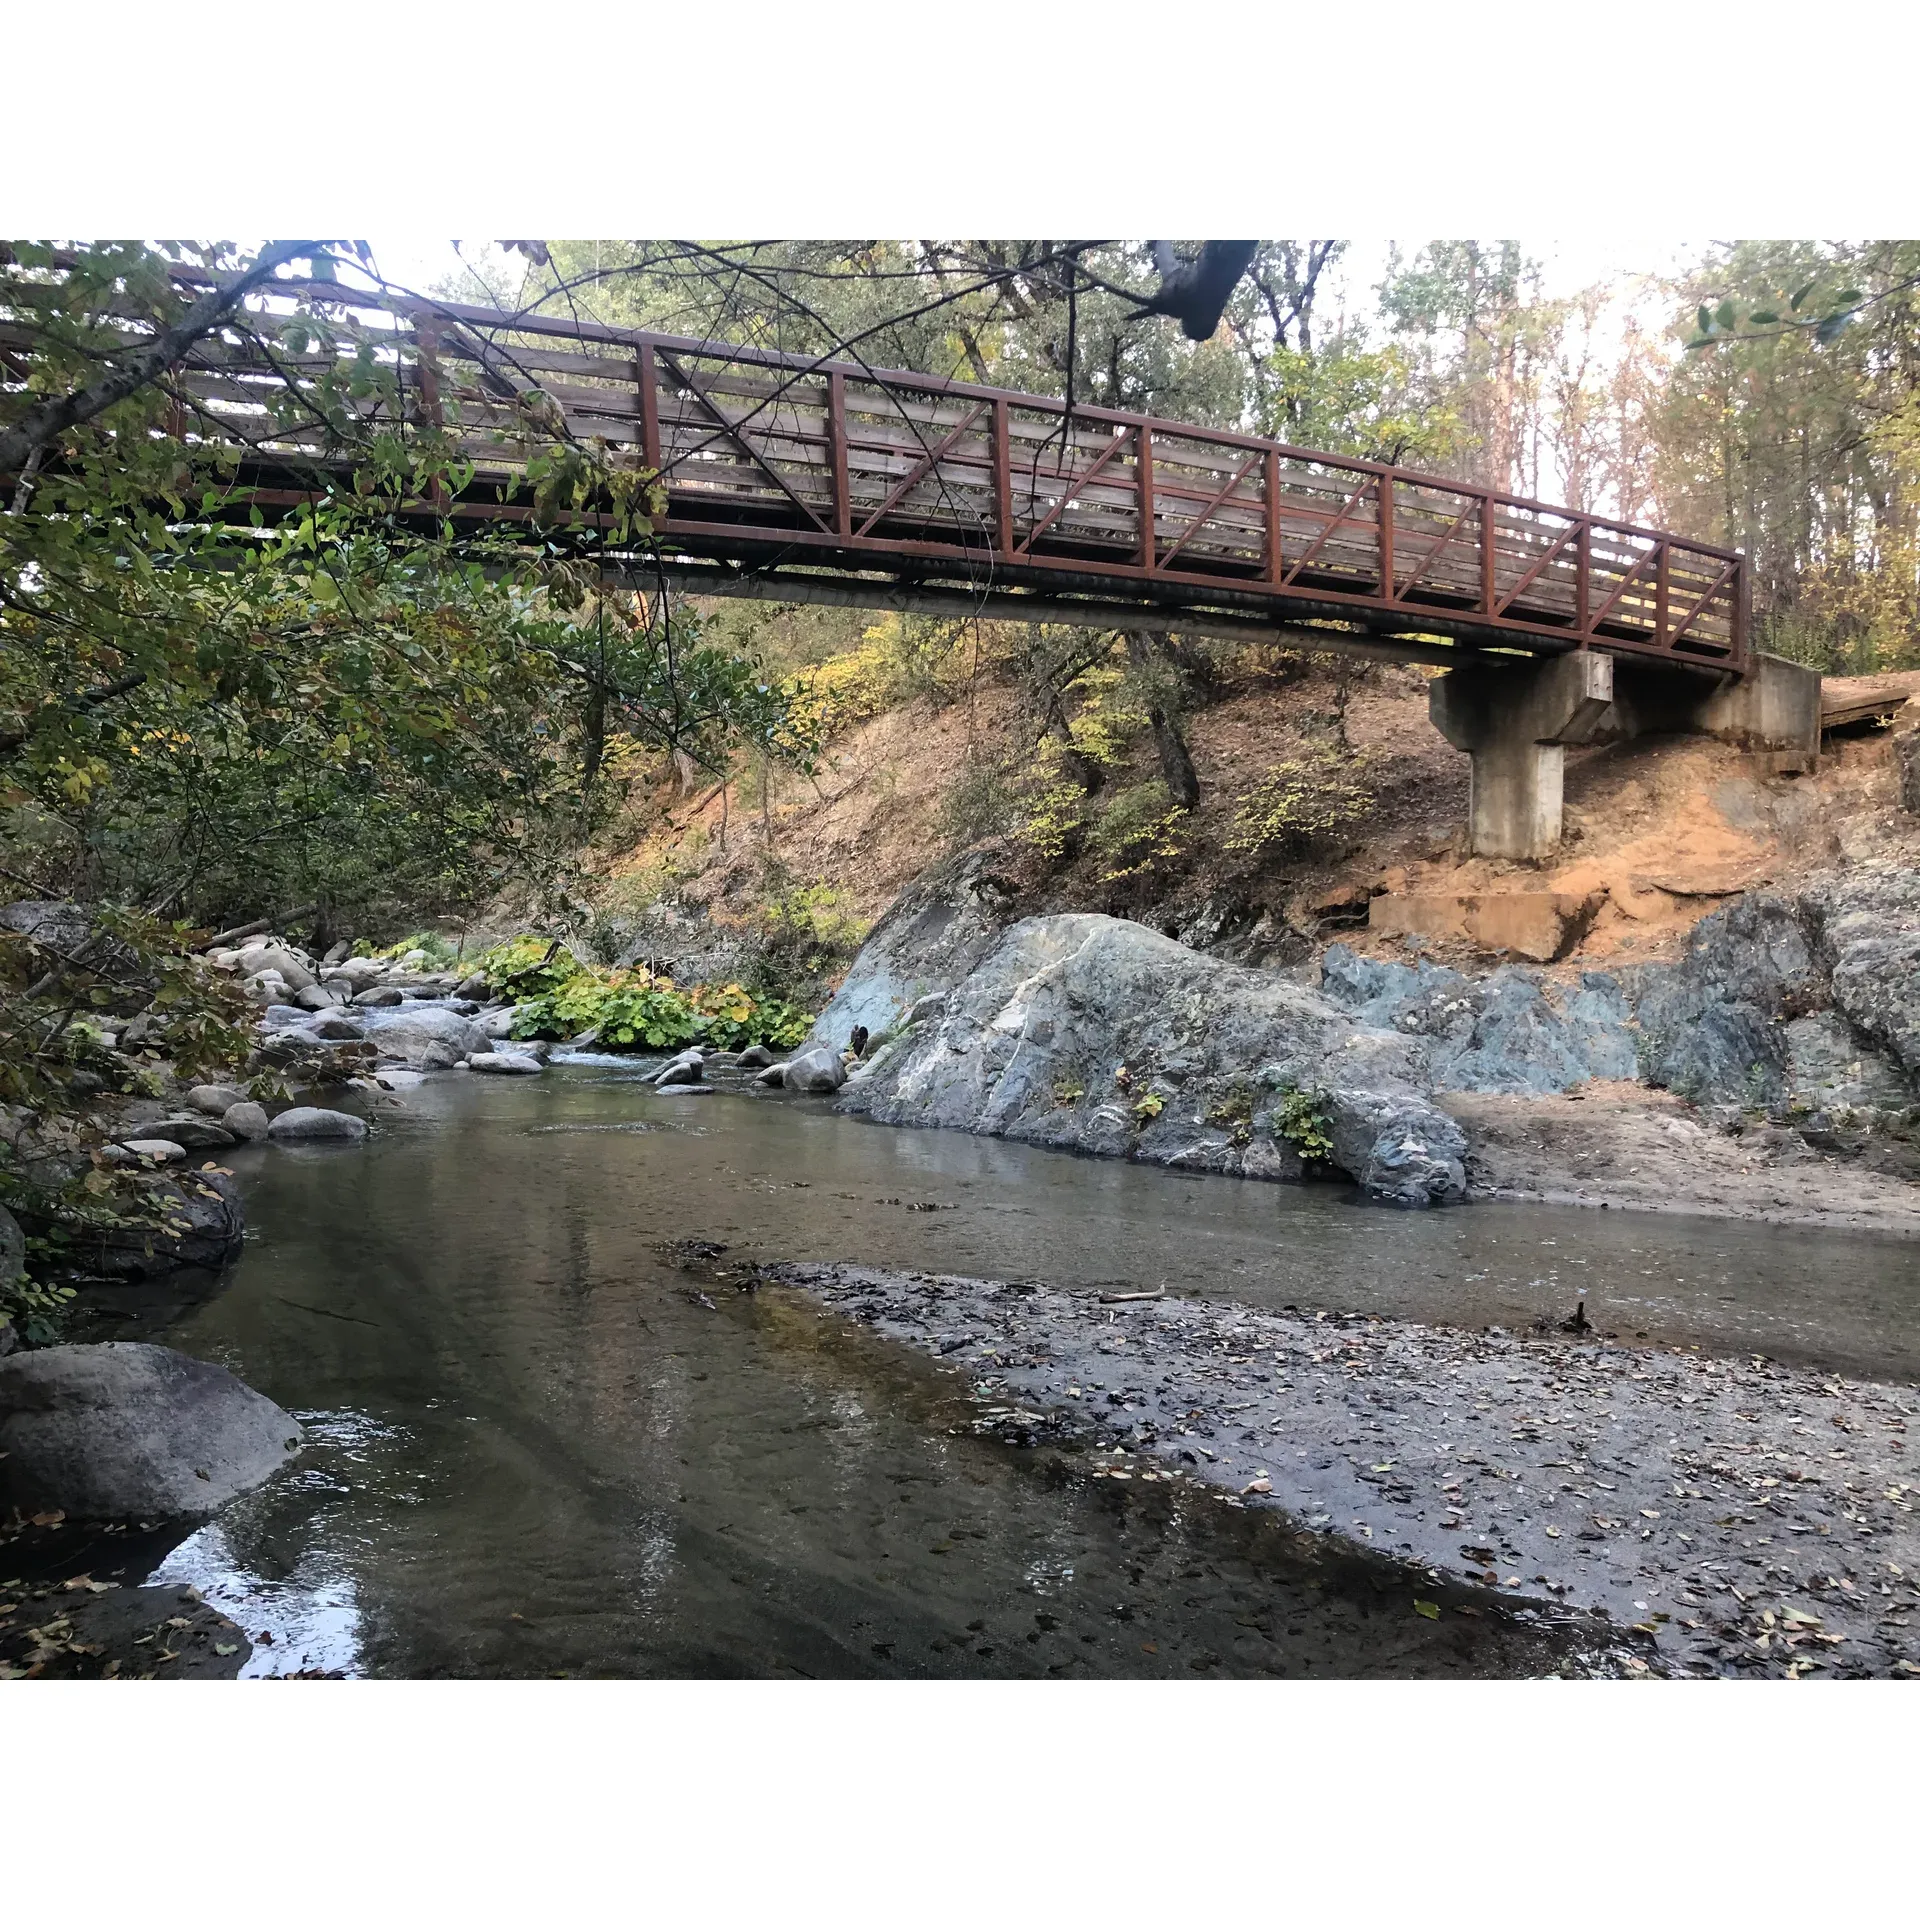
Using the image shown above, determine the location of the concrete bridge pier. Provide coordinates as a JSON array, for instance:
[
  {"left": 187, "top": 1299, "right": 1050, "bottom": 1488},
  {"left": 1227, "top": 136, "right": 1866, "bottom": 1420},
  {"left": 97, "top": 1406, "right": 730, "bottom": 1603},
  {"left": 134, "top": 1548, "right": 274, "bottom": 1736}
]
[
  {"left": 1431, "top": 649, "right": 1824, "bottom": 860},
  {"left": 1430, "top": 651, "right": 1616, "bottom": 860}
]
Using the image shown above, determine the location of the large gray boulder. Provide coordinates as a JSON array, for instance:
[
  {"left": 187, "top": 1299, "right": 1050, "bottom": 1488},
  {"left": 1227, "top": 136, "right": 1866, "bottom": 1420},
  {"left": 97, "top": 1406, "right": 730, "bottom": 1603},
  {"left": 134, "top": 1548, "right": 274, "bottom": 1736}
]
[
  {"left": 236, "top": 942, "right": 316, "bottom": 992},
  {"left": 224, "top": 1100, "right": 270, "bottom": 1141},
  {"left": 837, "top": 913, "right": 1468, "bottom": 1204},
  {"left": 808, "top": 849, "right": 1015, "bottom": 1054},
  {"left": 359, "top": 1004, "right": 491, "bottom": 1069},
  {"left": 0, "top": 1342, "right": 302, "bottom": 1519},
  {"left": 785, "top": 1044, "right": 849, "bottom": 1095}
]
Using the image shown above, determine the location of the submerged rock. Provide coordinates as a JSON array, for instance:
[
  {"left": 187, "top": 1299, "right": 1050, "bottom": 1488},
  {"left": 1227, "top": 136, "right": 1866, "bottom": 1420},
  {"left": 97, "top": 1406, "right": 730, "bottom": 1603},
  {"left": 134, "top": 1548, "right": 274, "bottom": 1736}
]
[
  {"left": 836, "top": 913, "right": 1467, "bottom": 1205},
  {"left": 0, "top": 1341, "right": 302, "bottom": 1520}
]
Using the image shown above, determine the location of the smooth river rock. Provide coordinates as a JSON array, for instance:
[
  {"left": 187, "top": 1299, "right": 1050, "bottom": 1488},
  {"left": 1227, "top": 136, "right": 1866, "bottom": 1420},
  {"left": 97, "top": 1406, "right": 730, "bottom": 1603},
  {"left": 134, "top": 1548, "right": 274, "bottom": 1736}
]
[
  {"left": 223, "top": 1100, "right": 271, "bottom": 1141},
  {"left": 468, "top": 1050, "right": 544, "bottom": 1074},
  {"left": 267, "top": 1106, "right": 368, "bottom": 1143},
  {"left": 126, "top": 1115, "right": 236, "bottom": 1150},
  {"left": 359, "top": 1004, "right": 491, "bottom": 1069},
  {"left": 120, "top": 1138, "right": 187, "bottom": 1163},
  {"left": 783, "top": 1044, "right": 849, "bottom": 1095},
  {"left": 0, "top": 1341, "right": 302, "bottom": 1520},
  {"left": 185, "top": 1083, "right": 250, "bottom": 1116}
]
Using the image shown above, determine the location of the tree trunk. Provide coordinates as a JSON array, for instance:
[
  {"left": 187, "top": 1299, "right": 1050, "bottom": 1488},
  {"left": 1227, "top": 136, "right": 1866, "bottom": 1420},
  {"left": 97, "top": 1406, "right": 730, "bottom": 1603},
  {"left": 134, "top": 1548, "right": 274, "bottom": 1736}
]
[{"left": 1126, "top": 631, "right": 1201, "bottom": 810}]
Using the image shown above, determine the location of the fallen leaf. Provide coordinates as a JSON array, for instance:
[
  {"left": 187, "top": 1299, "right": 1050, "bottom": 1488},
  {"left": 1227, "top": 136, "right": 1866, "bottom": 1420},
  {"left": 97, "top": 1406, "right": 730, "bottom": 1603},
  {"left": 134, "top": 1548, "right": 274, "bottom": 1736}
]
[
  {"left": 213, "top": 1642, "right": 240, "bottom": 1656},
  {"left": 1545, "top": 1526, "right": 1562, "bottom": 1539},
  {"left": 1413, "top": 1598, "right": 1440, "bottom": 1619}
]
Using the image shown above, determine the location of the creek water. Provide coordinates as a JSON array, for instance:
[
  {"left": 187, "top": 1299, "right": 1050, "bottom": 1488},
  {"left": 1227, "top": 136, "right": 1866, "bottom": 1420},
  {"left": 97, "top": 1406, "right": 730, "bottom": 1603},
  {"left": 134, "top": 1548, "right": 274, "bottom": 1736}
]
[{"left": 112, "top": 1064, "right": 1920, "bottom": 1678}]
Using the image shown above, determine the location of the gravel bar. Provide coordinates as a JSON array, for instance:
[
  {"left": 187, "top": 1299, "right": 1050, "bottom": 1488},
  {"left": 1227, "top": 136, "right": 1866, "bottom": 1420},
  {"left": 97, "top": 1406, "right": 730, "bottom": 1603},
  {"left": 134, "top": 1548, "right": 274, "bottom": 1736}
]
[{"left": 769, "top": 1261, "right": 1920, "bottom": 1679}]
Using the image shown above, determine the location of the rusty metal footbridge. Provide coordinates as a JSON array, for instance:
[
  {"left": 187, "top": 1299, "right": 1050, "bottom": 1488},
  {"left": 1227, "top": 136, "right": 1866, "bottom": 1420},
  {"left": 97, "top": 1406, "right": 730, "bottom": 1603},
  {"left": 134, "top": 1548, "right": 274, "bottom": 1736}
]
[{"left": 25, "top": 271, "right": 1750, "bottom": 677}]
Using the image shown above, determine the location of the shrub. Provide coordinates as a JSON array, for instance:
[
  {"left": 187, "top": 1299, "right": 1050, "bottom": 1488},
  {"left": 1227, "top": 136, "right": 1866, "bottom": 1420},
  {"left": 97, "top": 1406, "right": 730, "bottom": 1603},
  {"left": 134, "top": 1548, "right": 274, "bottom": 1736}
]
[
  {"left": 1225, "top": 745, "right": 1374, "bottom": 862},
  {"left": 1088, "top": 781, "right": 1190, "bottom": 883}
]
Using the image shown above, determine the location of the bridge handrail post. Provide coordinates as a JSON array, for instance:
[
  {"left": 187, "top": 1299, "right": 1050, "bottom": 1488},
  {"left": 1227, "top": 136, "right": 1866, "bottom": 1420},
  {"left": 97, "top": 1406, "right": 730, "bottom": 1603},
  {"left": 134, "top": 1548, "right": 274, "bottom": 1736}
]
[
  {"left": 1481, "top": 493, "right": 1497, "bottom": 616},
  {"left": 993, "top": 397, "right": 1013, "bottom": 557},
  {"left": 1655, "top": 539, "right": 1670, "bottom": 653},
  {"left": 1576, "top": 519, "right": 1591, "bottom": 634},
  {"left": 828, "top": 369, "right": 852, "bottom": 539},
  {"left": 1264, "top": 448, "right": 1282, "bottom": 583},
  {"left": 409, "top": 309, "right": 448, "bottom": 514},
  {"left": 1377, "top": 472, "right": 1394, "bottom": 602},
  {"left": 1138, "top": 423, "right": 1155, "bottom": 572},
  {"left": 638, "top": 343, "right": 662, "bottom": 477}
]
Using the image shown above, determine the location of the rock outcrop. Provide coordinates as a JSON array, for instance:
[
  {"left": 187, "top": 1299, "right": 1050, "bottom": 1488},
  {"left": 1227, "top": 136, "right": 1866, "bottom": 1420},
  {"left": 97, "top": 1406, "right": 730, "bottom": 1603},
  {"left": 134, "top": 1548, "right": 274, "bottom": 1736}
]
[
  {"left": 1629, "top": 863, "right": 1920, "bottom": 1115},
  {"left": 807, "top": 849, "right": 1015, "bottom": 1054},
  {"left": 1319, "top": 946, "right": 1639, "bottom": 1094},
  {"left": 835, "top": 913, "right": 1467, "bottom": 1205},
  {"left": 0, "top": 1341, "right": 302, "bottom": 1519}
]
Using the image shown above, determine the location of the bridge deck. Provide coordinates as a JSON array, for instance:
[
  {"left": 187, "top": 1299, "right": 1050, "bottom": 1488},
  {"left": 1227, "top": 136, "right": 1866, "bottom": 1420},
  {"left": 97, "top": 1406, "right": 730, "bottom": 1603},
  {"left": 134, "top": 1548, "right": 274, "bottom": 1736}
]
[{"left": 15, "top": 272, "right": 1748, "bottom": 673}]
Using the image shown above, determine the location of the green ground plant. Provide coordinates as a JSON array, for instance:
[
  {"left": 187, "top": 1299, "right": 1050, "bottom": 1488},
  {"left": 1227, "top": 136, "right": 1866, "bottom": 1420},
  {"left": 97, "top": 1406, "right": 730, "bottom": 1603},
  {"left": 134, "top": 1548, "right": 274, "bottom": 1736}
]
[
  {"left": 1273, "top": 1083, "right": 1335, "bottom": 1162},
  {"left": 476, "top": 937, "right": 808, "bottom": 1051}
]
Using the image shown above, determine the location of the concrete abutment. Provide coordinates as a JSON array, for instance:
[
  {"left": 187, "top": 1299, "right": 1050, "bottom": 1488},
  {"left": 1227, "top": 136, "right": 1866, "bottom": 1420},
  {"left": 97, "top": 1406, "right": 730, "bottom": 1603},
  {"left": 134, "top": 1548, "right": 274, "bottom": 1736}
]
[{"left": 1429, "top": 649, "right": 1822, "bottom": 860}]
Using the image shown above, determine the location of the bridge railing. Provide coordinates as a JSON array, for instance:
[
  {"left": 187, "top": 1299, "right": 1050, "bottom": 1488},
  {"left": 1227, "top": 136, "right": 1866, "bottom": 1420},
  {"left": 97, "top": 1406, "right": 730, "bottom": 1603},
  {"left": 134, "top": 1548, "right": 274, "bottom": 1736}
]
[{"left": 15, "top": 270, "right": 1747, "bottom": 670}]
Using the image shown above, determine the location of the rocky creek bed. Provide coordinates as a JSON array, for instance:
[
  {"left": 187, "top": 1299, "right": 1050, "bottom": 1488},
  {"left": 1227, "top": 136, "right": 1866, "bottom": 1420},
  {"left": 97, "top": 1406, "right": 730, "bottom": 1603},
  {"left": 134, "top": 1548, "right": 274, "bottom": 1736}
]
[{"left": 769, "top": 1258, "right": 1920, "bottom": 1679}]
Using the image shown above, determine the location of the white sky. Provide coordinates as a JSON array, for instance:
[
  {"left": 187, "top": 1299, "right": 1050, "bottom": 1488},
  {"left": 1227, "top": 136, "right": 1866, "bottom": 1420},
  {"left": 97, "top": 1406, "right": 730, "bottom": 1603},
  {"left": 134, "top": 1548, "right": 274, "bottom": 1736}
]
[{"left": 361, "top": 237, "right": 1709, "bottom": 336}]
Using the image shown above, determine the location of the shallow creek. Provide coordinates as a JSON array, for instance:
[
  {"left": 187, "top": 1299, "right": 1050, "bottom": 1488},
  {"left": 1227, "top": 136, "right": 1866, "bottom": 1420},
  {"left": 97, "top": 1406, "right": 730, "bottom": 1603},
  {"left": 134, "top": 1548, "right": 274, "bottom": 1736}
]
[{"left": 104, "top": 1064, "right": 1920, "bottom": 1677}]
